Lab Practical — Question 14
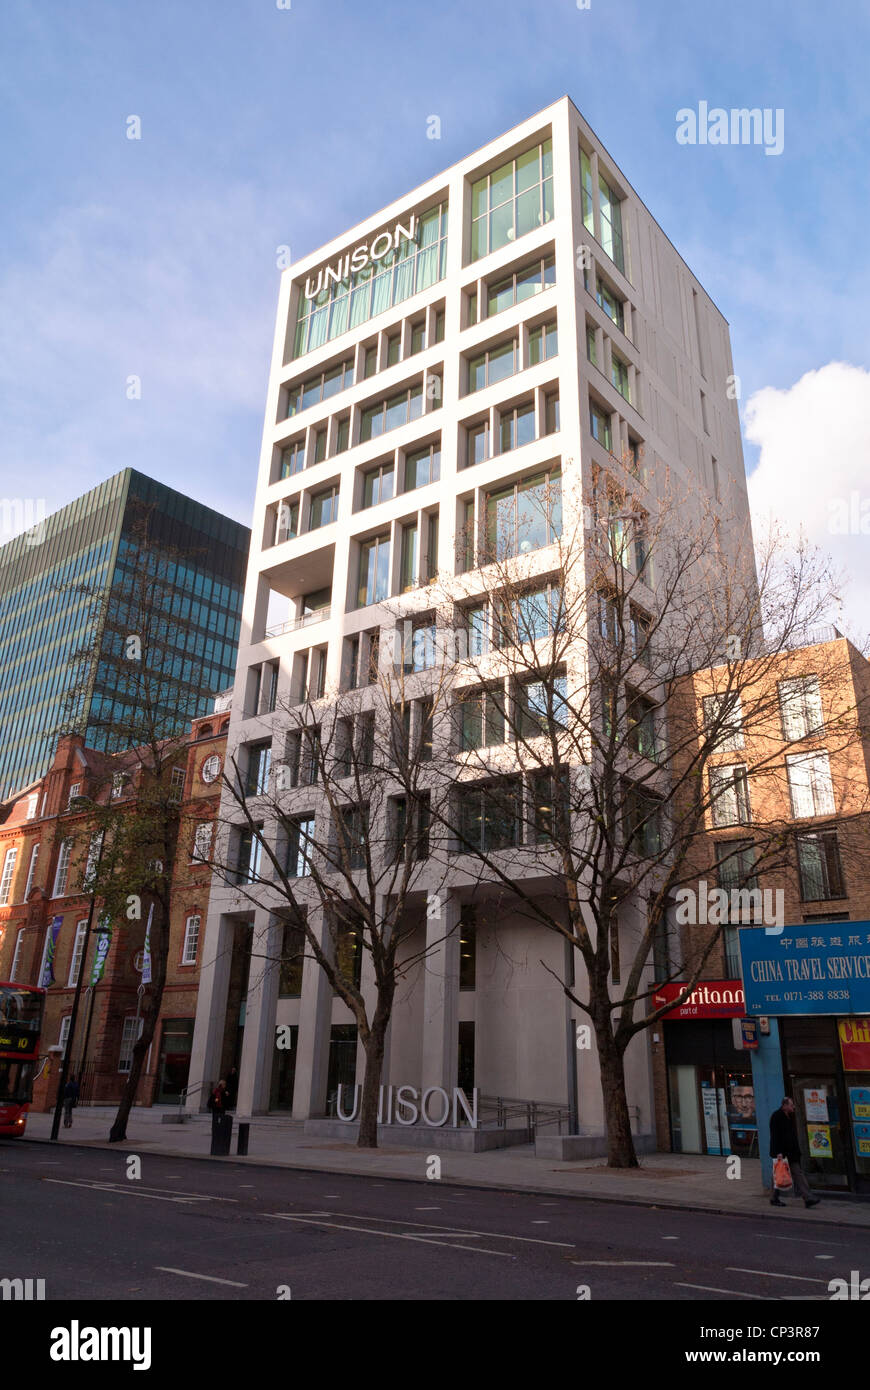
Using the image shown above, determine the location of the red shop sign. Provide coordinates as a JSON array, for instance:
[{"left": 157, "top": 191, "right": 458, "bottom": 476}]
[{"left": 653, "top": 980, "right": 746, "bottom": 1021}]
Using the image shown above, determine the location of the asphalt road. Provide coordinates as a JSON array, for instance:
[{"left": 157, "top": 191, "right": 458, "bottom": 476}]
[{"left": 1, "top": 1139, "right": 866, "bottom": 1302}]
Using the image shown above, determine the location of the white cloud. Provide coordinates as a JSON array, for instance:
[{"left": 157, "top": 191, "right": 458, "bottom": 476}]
[{"left": 745, "top": 362, "right": 870, "bottom": 642}]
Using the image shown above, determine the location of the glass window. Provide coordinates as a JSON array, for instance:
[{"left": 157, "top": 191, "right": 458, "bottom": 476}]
[
  {"left": 404, "top": 444, "right": 441, "bottom": 490},
  {"left": 470, "top": 140, "right": 553, "bottom": 261},
  {"left": 357, "top": 536, "right": 391, "bottom": 608},
  {"left": 456, "top": 779, "right": 521, "bottom": 852},
  {"left": 624, "top": 784, "right": 662, "bottom": 857},
  {"left": 545, "top": 392, "right": 560, "bottom": 435},
  {"left": 294, "top": 203, "right": 448, "bottom": 357},
  {"left": 599, "top": 172, "right": 625, "bottom": 273},
  {"left": 485, "top": 469, "right": 561, "bottom": 560},
  {"left": 786, "top": 751, "right": 835, "bottom": 818},
  {"left": 287, "top": 817, "right": 315, "bottom": 878},
  {"left": 590, "top": 402, "right": 612, "bottom": 451},
  {"left": 596, "top": 278, "right": 625, "bottom": 333},
  {"left": 702, "top": 694, "right": 744, "bottom": 752},
  {"left": 309, "top": 486, "right": 339, "bottom": 530},
  {"left": 496, "top": 583, "right": 563, "bottom": 647},
  {"left": 528, "top": 320, "right": 558, "bottom": 366},
  {"left": 518, "top": 674, "right": 569, "bottom": 737},
  {"left": 779, "top": 677, "right": 824, "bottom": 741},
  {"left": 611, "top": 353, "right": 631, "bottom": 402},
  {"left": 499, "top": 401, "right": 536, "bottom": 454},
  {"left": 363, "top": 462, "right": 394, "bottom": 508},
  {"left": 281, "top": 440, "right": 305, "bottom": 478},
  {"left": 580, "top": 149, "right": 595, "bottom": 233},
  {"left": 182, "top": 914, "right": 200, "bottom": 965},
  {"left": 0, "top": 847, "right": 18, "bottom": 906},
  {"left": 360, "top": 383, "right": 424, "bottom": 442},
  {"left": 400, "top": 523, "right": 418, "bottom": 591},
  {"left": 625, "top": 688, "right": 658, "bottom": 759},
  {"left": 335, "top": 416, "right": 350, "bottom": 454},
  {"left": 796, "top": 830, "right": 845, "bottom": 901},
  {"left": 710, "top": 764, "right": 751, "bottom": 828},
  {"left": 459, "top": 688, "right": 505, "bottom": 750},
  {"left": 466, "top": 420, "right": 489, "bottom": 468}
]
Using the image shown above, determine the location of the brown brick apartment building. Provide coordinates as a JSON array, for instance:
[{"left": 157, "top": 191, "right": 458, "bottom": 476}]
[{"left": 652, "top": 630, "right": 870, "bottom": 1192}]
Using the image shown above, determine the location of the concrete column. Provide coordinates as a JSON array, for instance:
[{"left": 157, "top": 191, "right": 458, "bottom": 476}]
[
  {"left": 186, "top": 911, "right": 236, "bottom": 1114},
  {"left": 421, "top": 891, "right": 461, "bottom": 1093},
  {"left": 292, "top": 905, "right": 332, "bottom": 1119},
  {"left": 236, "top": 908, "right": 282, "bottom": 1116}
]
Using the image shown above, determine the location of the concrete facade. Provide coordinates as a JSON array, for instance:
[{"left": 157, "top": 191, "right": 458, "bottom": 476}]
[{"left": 187, "top": 97, "right": 752, "bottom": 1144}]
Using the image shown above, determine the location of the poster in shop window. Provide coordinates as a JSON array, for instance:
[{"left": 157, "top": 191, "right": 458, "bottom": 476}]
[
  {"left": 701, "top": 1085, "right": 730, "bottom": 1156},
  {"left": 849, "top": 1088, "right": 870, "bottom": 1157},
  {"left": 804, "top": 1086, "right": 829, "bottom": 1123},
  {"left": 808, "top": 1124, "right": 833, "bottom": 1159}
]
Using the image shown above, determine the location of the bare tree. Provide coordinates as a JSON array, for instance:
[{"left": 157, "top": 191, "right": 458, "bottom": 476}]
[
  {"left": 413, "top": 460, "right": 861, "bottom": 1167},
  {"left": 206, "top": 634, "right": 458, "bottom": 1148}
]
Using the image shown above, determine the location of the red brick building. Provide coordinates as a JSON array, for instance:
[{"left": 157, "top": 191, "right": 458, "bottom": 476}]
[
  {"left": 651, "top": 632, "right": 870, "bottom": 1180},
  {"left": 0, "top": 699, "right": 229, "bottom": 1112}
]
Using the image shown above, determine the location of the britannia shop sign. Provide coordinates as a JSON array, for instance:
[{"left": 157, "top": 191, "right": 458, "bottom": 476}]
[{"left": 303, "top": 215, "right": 419, "bottom": 300}]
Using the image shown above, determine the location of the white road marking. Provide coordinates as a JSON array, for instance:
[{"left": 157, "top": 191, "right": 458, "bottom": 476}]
[
  {"left": 415, "top": 1206, "right": 441, "bottom": 1210},
  {"left": 572, "top": 1260, "right": 674, "bottom": 1267},
  {"left": 754, "top": 1232, "right": 847, "bottom": 1247},
  {"left": 531, "top": 1221, "right": 549, "bottom": 1225},
  {"left": 288, "top": 1210, "right": 574, "bottom": 1248},
  {"left": 155, "top": 1267, "right": 248, "bottom": 1287},
  {"left": 265, "top": 1213, "right": 514, "bottom": 1258},
  {"left": 674, "top": 1283, "right": 767, "bottom": 1300},
  {"left": 44, "top": 1180, "right": 196, "bottom": 1204},
  {"left": 815, "top": 1255, "right": 836, "bottom": 1260},
  {"left": 662, "top": 1236, "right": 679, "bottom": 1240},
  {"left": 727, "top": 1267, "right": 828, "bottom": 1285}
]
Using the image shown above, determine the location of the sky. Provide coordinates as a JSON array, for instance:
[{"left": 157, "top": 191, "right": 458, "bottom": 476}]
[{"left": 1, "top": 0, "right": 868, "bottom": 629}]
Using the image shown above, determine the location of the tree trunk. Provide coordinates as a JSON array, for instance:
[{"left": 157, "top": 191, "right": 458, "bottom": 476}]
[
  {"left": 109, "top": 911, "right": 166, "bottom": 1143},
  {"left": 595, "top": 1019, "right": 638, "bottom": 1168},
  {"left": 357, "top": 986, "right": 393, "bottom": 1149}
]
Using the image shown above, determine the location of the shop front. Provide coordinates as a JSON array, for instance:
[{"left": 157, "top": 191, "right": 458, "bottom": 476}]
[
  {"left": 655, "top": 980, "right": 757, "bottom": 1157},
  {"left": 740, "top": 923, "right": 870, "bottom": 1195}
]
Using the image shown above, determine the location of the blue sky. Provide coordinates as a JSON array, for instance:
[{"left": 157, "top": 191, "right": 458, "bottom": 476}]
[{"left": 2, "top": 0, "right": 868, "bottom": 551}]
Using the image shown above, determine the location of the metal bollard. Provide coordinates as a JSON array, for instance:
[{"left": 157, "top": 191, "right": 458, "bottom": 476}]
[
  {"left": 210, "top": 1113, "right": 232, "bottom": 1156},
  {"left": 237, "top": 1121, "right": 250, "bottom": 1156}
]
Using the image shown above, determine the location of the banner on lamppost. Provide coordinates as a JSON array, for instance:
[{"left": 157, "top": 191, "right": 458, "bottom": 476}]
[
  {"left": 89, "top": 915, "right": 112, "bottom": 986},
  {"left": 40, "top": 917, "right": 62, "bottom": 987},
  {"left": 141, "top": 904, "right": 153, "bottom": 986}
]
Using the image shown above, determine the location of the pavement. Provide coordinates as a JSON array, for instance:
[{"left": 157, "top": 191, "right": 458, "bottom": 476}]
[{"left": 20, "top": 1104, "right": 870, "bottom": 1228}]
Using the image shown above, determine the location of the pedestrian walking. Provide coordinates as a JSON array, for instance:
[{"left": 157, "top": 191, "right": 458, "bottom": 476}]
[
  {"left": 769, "top": 1096, "right": 820, "bottom": 1208},
  {"left": 62, "top": 1075, "right": 80, "bottom": 1129}
]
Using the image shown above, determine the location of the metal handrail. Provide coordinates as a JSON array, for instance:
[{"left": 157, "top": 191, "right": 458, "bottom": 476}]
[{"left": 266, "top": 608, "right": 331, "bottom": 640}]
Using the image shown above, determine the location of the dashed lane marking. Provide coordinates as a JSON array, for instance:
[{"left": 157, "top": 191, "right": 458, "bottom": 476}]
[
  {"left": 155, "top": 1267, "right": 248, "bottom": 1287},
  {"left": 674, "top": 1283, "right": 767, "bottom": 1300},
  {"left": 726, "top": 1267, "right": 829, "bottom": 1285}
]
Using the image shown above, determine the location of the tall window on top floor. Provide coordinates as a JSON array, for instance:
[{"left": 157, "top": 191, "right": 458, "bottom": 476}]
[
  {"left": 470, "top": 140, "right": 554, "bottom": 261},
  {"left": 598, "top": 172, "right": 625, "bottom": 273}
]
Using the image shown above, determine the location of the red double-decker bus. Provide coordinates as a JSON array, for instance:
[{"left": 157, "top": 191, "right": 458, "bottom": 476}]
[{"left": 0, "top": 983, "right": 46, "bottom": 1137}]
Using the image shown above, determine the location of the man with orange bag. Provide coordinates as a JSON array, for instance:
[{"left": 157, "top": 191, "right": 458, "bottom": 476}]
[{"left": 769, "top": 1096, "right": 820, "bottom": 1208}]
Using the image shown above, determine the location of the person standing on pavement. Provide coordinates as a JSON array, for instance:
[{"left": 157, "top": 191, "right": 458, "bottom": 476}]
[
  {"left": 62, "top": 1075, "right": 80, "bottom": 1129},
  {"left": 769, "top": 1097, "right": 820, "bottom": 1208},
  {"left": 207, "top": 1079, "right": 230, "bottom": 1139}
]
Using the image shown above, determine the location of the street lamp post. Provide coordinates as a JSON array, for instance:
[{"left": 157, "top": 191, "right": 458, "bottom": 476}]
[{"left": 49, "top": 803, "right": 105, "bottom": 1142}]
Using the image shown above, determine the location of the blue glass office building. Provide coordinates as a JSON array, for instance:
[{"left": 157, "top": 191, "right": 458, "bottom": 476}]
[{"left": 0, "top": 469, "right": 250, "bottom": 799}]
